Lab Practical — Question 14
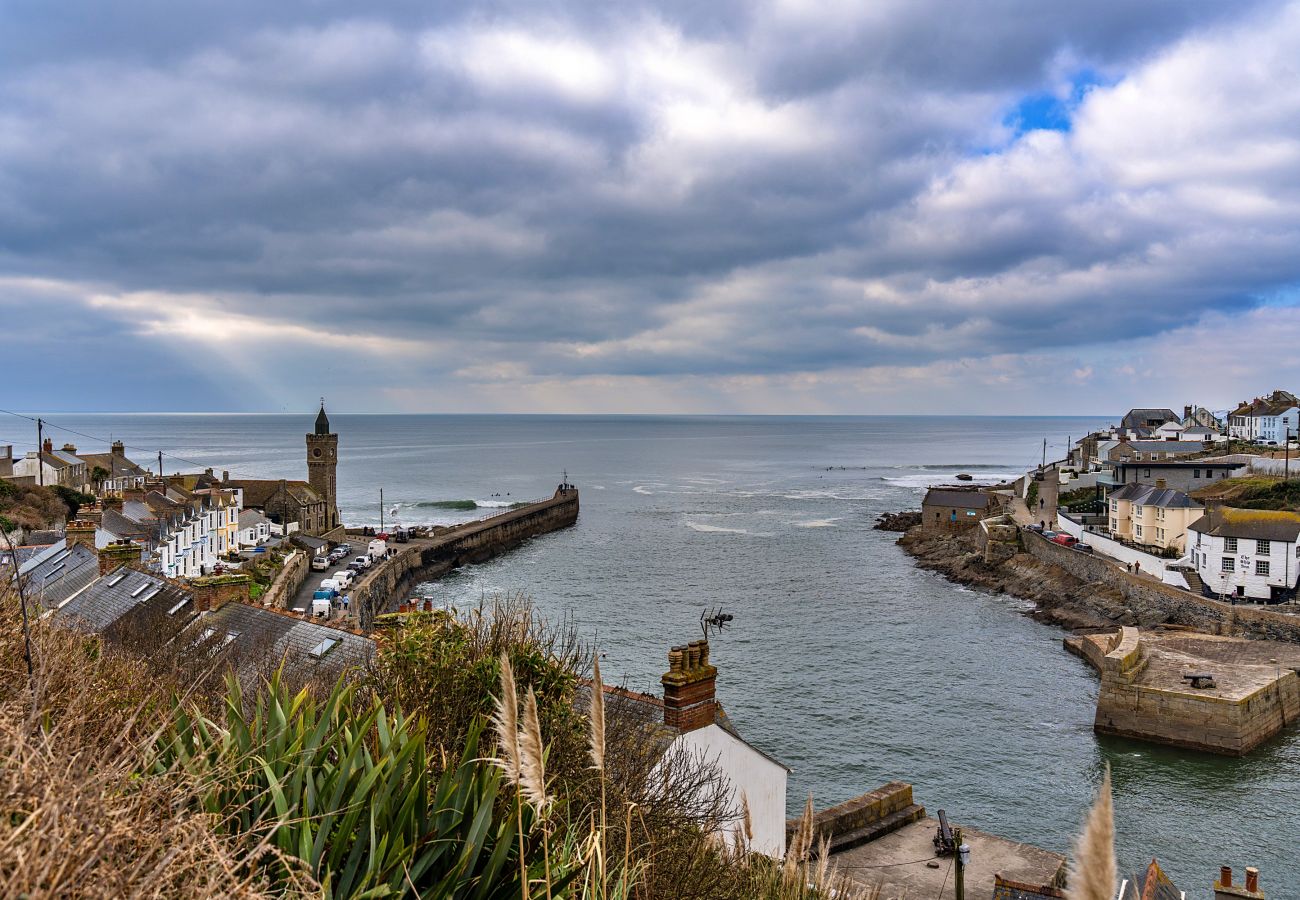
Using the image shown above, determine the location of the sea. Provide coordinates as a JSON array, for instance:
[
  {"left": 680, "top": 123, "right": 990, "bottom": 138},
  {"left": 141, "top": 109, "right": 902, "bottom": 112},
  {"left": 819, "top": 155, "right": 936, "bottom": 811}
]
[{"left": 16, "top": 413, "right": 1299, "bottom": 894}]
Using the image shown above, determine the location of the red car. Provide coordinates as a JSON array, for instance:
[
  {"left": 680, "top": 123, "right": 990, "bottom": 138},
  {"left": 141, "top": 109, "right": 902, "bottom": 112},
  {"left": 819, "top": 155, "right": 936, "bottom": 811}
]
[{"left": 1051, "top": 533, "right": 1078, "bottom": 547}]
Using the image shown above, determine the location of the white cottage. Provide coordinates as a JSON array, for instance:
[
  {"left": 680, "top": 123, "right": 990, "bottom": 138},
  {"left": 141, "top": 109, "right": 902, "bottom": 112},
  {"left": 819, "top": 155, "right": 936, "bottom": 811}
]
[
  {"left": 1187, "top": 508, "right": 1300, "bottom": 603},
  {"left": 597, "top": 640, "right": 790, "bottom": 858}
]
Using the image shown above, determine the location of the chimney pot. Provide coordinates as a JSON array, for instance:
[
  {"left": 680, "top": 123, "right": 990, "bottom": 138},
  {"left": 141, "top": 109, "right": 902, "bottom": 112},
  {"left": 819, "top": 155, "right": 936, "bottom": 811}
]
[
  {"left": 43, "top": 437, "right": 53, "bottom": 453},
  {"left": 1221, "top": 867, "right": 1233, "bottom": 887},
  {"left": 1246, "top": 868, "right": 1259, "bottom": 893},
  {"left": 1156, "top": 478, "right": 1167, "bottom": 489}
]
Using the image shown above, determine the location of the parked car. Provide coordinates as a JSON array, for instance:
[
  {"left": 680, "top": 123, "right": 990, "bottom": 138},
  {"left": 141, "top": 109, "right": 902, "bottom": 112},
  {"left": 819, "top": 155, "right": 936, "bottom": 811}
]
[
  {"left": 1041, "top": 531, "right": 1057, "bottom": 540},
  {"left": 1051, "top": 533, "right": 1078, "bottom": 547},
  {"left": 311, "top": 555, "right": 330, "bottom": 571},
  {"left": 353, "top": 555, "right": 372, "bottom": 570},
  {"left": 319, "top": 578, "right": 342, "bottom": 595},
  {"left": 1074, "top": 542, "right": 1094, "bottom": 553},
  {"left": 329, "top": 548, "right": 347, "bottom": 562},
  {"left": 337, "top": 543, "right": 352, "bottom": 554},
  {"left": 334, "top": 569, "right": 355, "bottom": 589},
  {"left": 1025, "top": 523, "right": 1044, "bottom": 533}
]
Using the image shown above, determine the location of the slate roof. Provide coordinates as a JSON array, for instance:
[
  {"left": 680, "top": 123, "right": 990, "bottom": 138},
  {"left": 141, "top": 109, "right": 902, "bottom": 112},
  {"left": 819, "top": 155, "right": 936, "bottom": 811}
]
[
  {"left": 53, "top": 566, "right": 188, "bottom": 634},
  {"left": 238, "top": 509, "right": 272, "bottom": 529},
  {"left": 1120, "top": 409, "right": 1178, "bottom": 431},
  {"left": 1108, "top": 483, "right": 1202, "bottom": 509},
  {"left": 199, "top": 602, "right": 373, "bottom": 684},
  {"left": 79, "top": 452, "right": 149, "bottom": 479},
  {"left": 1181, "top": 425, "right": 1218, "bottom": 436},
  {"left": 1117, "top": 441, "right": 1209, "bottom": 454},
  {"left": 922, "top": 488, "right": 996, "bottom": 509},
  {"left": 1115, "top": 459, "right": 1245, "bottom": 470},
  {"left": 20, "top": 541, "right": 100, "bottom": 611},
  {"left": 575, "top": 681, "right": 791, "bottom": 772},
  {"left": 226, "top": 479, "right": 323, "bottom": 509},
  {"left": 1188, "top": 508, "right": 1300, "bottom": 543},
  {"left": 1118, "top": 860, "right": 1181, "bottom": 900}
]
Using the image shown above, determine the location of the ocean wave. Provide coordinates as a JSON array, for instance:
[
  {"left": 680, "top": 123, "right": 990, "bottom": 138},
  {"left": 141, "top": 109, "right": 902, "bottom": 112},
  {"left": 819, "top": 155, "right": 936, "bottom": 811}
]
[
  {"left": 684, "top": 521, "right": 772, "bottom": 536},
  {"left": 881, "top": 472, "right": 1019, "bottom": 489},
  {"left": 795, "top": 518, "right": 841, "bottom": 528},
  {"left": 783, "top": 489, "right": 879, "bottom": 501},
  {"left": 410, "top": 499, "right": 526, "bottom": 510}
]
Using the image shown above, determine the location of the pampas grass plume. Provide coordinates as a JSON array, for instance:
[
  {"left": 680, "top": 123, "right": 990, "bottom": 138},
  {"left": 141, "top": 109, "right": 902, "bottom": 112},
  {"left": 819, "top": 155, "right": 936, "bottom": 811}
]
[
  {"left": 1069, "top": 766, "right": 1116, "bottom": 900},
  {"left": 589, "top": 653, "right": 605, "bottom": 772},
  {"left": 492, "top": 654, "right": 520, "bottom": 783},
  {"left": 520, "top": 686, "right": 549, "bottom": 812}
]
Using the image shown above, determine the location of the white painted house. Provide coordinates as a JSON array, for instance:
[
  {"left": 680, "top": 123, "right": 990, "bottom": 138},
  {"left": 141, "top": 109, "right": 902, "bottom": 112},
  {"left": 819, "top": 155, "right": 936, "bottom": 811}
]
[
  {"left": 603, "top": 640, "right": 789, "bottom": 858},
  {"left": 1187, "top": 508, "right": 1300, "bottom": 603},
  {"left": 1257, "top": 406, "right": 1299, "bottom": 445},
  {"left": 238, "top": 509, "right": 273, "bottom": 548}
]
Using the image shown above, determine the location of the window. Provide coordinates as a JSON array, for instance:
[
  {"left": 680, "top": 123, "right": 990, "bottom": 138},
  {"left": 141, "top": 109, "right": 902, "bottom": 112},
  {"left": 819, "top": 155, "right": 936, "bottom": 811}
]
[
  {"left": 1256, "top": 561, "right": 1270, "bottom": 576},
  {"left": 1257, "top": 540, "right": 1270, "bottom": 556},
  {"left": 1224, "top": 537, "right": 1238, "bottom": 553},
  {"left": 1110, "top": 519, "right": 1118, "bottom": 531},
  {"left": 1135, "top": 525, "right": 1143, "bottom": 537},
  {"left": 309, "top": 637, "right": 341, "bottom": 659},
  {"left": 1144, "top": 468, "right": 1151, "bottom": 477},
  {"left": 1134, "top": 504, "right": 1143, "bottom": 515},
  {"left": 1158, "top": 528, "right": 1165, "bottom": 541},
  {"left": 1222, "top": 557, "right": 1235, "bottom": 572}
]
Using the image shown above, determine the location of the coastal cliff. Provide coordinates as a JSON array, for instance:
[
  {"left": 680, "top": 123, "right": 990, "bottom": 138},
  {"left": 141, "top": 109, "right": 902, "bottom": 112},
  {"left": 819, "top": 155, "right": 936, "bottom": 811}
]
[
  {"left": 898, "top": 527, "right": 1142, "bottom": 631},
  {"left": 898, "top": 525, "right": 1300, "bottom": 643}
]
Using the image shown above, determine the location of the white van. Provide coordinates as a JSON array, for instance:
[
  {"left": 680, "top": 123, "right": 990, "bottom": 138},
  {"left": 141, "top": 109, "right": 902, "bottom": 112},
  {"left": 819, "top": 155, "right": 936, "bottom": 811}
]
[
  {"left": 311, "top": 597, "right": 332, "bottom": 618},
  {"left": 367, "top": 539, "right": 388, "bottom": 560},
  {"left": 319, "top": 578, "right": 341, "bottom": 595},
  {"left": 333, "top": 570, "right": 355, "bottom": 589}
]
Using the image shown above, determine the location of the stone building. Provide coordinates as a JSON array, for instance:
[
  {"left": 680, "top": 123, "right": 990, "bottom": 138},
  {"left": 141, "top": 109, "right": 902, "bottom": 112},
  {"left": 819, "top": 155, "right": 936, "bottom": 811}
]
[
  {"left": 306, "top": 403, "right": 341, "bottom": 531},
  {"left": 921, "top": 486, "right": 997, "bottom": 530},
  {"left": 223, "top": 404, "right": 341, "bottom": 537}
]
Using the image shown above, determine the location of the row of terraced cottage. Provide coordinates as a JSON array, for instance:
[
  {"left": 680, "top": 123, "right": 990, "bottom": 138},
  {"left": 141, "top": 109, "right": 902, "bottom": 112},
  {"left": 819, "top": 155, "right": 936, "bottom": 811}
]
[{"left": 924, "top": 397, "right": 1300, "bottom": 604}]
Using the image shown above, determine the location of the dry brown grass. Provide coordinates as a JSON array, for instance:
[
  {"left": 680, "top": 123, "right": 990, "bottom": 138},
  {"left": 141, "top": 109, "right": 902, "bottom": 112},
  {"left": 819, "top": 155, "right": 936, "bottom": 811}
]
[{"left": 0, "top": 583, "right": 308, "bottom": 899}]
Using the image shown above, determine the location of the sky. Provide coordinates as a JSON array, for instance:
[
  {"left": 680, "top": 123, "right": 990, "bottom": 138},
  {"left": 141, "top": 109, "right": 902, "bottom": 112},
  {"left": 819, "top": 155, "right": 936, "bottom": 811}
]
[{"left": 4, "top": 0, "right": 1300, "bottom": 415}]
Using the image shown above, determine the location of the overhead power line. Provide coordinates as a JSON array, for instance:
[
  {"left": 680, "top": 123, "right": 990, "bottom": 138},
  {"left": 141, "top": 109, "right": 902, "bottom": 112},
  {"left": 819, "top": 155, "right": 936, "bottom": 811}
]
[{"left": 0, "top": 408, "right": 276, "bottom": 481}]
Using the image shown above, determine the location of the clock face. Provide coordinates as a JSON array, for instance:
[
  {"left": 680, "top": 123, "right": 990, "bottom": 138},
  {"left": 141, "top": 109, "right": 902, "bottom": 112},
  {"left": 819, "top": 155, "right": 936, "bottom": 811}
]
[{"left": 313, "top": 448, "right": 322, "bottom": 458}]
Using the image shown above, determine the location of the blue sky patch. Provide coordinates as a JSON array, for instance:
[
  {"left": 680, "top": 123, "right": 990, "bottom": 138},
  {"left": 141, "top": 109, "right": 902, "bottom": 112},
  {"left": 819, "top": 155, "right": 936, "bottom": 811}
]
[{"left": 1002, "top": 69, "right": 1109, "bottom": 138}]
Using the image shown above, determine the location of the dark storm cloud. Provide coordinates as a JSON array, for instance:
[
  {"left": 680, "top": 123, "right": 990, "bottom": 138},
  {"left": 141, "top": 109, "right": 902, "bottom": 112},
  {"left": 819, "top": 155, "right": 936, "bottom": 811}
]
[{"left": 2, "top": 0, "right": 1299, "bottom": 411}]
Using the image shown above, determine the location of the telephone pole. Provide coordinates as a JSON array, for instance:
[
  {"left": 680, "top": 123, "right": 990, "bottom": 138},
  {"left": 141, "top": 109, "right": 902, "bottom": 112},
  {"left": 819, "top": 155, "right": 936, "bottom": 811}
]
[
  {"left": 954, "top": 827, "right": 969, "bottom": 900},
  {"left": 36, "top": 418, "right": 43, "bottom": 486},
  {"left": 379, "top": 488, "right": 385, "bottom": 533},
  {"left": 1041, "top": 437, "right": 1047, "bottom": 469},
  {"left": 157, "top": 451, "right": 164, "bottom": 480}
]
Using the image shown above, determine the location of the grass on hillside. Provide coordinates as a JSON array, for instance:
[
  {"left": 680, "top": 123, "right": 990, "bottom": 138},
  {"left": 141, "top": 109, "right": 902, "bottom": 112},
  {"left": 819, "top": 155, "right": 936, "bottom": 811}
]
[{"left": 0, "top": 576, "right": 874, "bottom": 900}]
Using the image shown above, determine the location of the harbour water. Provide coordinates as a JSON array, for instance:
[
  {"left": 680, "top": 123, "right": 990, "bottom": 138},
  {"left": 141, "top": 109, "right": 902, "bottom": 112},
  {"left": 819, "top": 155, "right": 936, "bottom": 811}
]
[{"left": 24, "top": 413, "right": 1300, "bottom": 893}]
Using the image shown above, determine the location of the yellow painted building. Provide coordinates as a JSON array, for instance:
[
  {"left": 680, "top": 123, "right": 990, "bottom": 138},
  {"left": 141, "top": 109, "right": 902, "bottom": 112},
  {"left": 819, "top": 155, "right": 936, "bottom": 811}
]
[{"left": 1108, "top": 482, "right": 1203, "bottom": 552}]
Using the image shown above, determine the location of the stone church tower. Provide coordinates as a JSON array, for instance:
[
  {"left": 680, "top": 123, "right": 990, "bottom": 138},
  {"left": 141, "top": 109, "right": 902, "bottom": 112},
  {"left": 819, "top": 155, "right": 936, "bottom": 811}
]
[{"left": 306, "top": 402, "right": 340, "bottom": 530}]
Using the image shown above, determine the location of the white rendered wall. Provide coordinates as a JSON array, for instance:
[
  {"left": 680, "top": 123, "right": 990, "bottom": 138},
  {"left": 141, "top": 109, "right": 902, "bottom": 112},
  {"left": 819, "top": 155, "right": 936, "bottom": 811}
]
[{"left": 666, "top": 724, "right": 788, "bottom": 858}]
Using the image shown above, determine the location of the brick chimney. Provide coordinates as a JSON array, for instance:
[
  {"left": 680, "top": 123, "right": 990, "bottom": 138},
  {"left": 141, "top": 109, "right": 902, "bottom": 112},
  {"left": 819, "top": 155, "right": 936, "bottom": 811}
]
[
  {"left": 61, "top": 443, "right": 77, "bottom": 454},
  {"left": 111, "top": 440, "right": 125, "bottom": 458},
  {"left": 102, "top": 495, "right": 123, "bottom": 512},
  {"left": 98, "top": 540, "right": 145, "bottom": 576},
  {"left": 66, "top": 520, "right": 97, "bottom": 552},
  {"left": 42, "top": 437, "right": 53, "bottom": 454},
  {"left": 189, "top": 574, "right": 252, "bottom": 612},
  {"left": 662, "top": 639, "right": 718, "bottom": 732},
  {"left": 1216, "top": 865, "right": 1265, "bottom": 900},
  {"left": 1155, "top": 478, "right": 1167, "bottom": 489}
]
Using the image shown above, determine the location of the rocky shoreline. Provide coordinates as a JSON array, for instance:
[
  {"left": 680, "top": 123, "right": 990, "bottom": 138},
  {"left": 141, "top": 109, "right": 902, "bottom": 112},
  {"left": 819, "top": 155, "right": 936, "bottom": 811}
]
[{"left": 897, "top": 526, "right": 1140, "bottom": 632}]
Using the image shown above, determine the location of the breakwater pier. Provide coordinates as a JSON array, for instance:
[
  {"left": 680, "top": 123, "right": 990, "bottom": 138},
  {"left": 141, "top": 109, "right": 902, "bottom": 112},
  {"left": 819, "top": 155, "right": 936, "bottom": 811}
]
[{"left": 344, "top": 486, "right": 579, "bottom": 628}]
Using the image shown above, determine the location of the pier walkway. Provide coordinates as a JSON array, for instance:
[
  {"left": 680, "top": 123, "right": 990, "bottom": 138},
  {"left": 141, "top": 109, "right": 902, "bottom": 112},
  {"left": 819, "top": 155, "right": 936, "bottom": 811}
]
[{"left": 284, "top": 486, "right": 579, "bottom": 629}]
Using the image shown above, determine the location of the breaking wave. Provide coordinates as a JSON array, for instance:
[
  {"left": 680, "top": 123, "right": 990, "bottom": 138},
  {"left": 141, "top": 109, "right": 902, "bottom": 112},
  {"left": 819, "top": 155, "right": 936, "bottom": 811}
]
[{"left": 410, "top": 499, "right": 526, "bottom": 510}]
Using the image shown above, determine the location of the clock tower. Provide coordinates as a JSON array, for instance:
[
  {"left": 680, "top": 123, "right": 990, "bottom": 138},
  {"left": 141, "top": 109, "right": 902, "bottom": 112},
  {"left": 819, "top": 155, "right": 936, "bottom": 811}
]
[{"left": 306, "top": 401, "right": 340, "bottom": 530}]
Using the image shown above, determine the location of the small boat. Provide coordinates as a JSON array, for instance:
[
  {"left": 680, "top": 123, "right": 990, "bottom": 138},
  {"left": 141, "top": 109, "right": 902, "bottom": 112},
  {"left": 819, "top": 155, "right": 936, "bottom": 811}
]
[{"left": 955, "top": 473, "right": 974, "bottom": 481}]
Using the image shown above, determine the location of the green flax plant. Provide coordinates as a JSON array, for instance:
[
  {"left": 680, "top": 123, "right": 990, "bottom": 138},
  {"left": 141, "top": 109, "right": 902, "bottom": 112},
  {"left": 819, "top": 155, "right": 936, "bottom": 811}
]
[{"left": 151, "top": 669, "right": 577, "bottom": 899}]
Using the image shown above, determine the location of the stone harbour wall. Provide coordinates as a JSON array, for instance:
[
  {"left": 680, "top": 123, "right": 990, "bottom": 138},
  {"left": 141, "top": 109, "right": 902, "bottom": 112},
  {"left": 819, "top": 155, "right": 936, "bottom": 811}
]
[
  {"left": 1024, "top": 532, "right": 1300, "bottom": 643},
  {"left": 1095, "top": 670, "right": 1299, "bottom": 756},
  {"left": 354, "top": 488, "right": 579, "bottom": 628}
]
